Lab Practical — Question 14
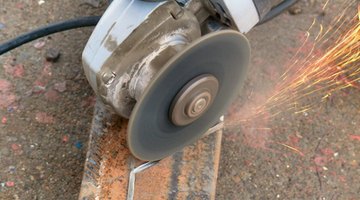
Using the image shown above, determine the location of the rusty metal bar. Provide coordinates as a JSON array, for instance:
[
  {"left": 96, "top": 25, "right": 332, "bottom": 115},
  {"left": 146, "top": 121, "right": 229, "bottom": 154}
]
[{"left": 79, "top": 100, "right": 222, "bottom": 200}]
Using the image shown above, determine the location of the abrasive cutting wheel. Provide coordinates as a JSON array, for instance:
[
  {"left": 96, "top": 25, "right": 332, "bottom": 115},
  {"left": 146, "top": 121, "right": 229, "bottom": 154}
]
[{"left": 128, "top": 30, "right": 250, "bottom": 161}]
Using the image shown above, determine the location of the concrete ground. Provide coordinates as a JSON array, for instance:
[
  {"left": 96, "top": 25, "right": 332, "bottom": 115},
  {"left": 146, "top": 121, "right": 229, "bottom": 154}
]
[{"left": 0, "top": 0, "right": 359, "bottom": 199}]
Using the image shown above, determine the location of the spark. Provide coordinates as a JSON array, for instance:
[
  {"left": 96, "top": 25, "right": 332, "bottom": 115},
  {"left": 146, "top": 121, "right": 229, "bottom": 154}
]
[
  {"left": 245, "top": 1, "right": 360, "bottom": 120},
  {"left": 225, "top": 1, "right": 359, "bottom": 157},
  {"left": 276, "top": 142, "right": 305, "bottom": 157}
]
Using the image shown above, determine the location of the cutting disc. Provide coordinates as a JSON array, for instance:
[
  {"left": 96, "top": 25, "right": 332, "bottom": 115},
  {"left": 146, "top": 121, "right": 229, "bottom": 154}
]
[{"left": 128, "top": 30, "right": 250, "bottom": 161}]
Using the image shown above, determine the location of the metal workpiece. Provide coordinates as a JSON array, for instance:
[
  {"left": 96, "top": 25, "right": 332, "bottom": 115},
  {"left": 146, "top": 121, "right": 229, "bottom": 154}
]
[
  {"left": 78, "top": 101, "right": 223, "bottom": 200},
  {"left": 96, "top": 1, "right": 201, "bottom": 118}
]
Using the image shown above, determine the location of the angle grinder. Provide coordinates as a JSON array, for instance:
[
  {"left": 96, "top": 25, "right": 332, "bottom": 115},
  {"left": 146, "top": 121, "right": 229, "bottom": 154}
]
[{"left": 82, "top": 0, "right": 290, "bottom": 161}]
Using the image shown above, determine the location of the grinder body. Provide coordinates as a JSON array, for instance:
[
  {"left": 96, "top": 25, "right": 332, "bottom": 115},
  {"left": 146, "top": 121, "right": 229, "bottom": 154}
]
[{"left": 82, "top": 0, "right": 287, "bottom": 161}]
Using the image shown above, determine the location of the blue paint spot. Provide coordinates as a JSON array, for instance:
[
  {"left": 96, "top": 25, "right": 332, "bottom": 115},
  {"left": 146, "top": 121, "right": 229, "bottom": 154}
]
[
  {"left": 7, "top": 106, "right": 14, "bottom": 113},
  {"left": 0, "top": 23, "right": 5, "bottom": 30},
  {"left": 88, "top": 158, "right": 96, "bottom": 165},
  {"left": 75, "top": 141, "right": 83, "bottom": 149}
]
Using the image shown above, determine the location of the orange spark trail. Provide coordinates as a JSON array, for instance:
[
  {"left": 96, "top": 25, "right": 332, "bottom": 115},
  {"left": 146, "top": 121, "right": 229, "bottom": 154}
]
[{"left": 242, "top": 2, "right": 360, "bottom": 121}]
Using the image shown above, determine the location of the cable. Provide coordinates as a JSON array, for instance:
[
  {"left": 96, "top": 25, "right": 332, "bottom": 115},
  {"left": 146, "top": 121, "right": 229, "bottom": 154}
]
[
  {"left": 0, "top": 1, "right": 298, "bottom": 55},
  {"left": 0, "top": 16, "right": 101, "bottom": 55},
  {"left": 257, "top": 0, "right": 299, "bottom": 25}
]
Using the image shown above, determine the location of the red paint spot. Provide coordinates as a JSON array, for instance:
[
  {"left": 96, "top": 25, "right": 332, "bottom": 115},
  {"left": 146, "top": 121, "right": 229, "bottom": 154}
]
[
  {"left": 62, "top": 135, "right": 69, "bottom": 143},
  {"left": 35, "top": 112, "right": 55, "bottom": 124},
  {"left": 13, "top": 64, "right": 25, "bottom": 77},
  {"left": 3, "top": 64, "right": 25, "bottom": 78},
  {"left": 5, "top": 181, "right": 15, "bottom": 187},
  {"left": 2, "top": 116, "right": 7, "bottom": 124},
  {"left": 349, "top": 134, "right": 360, "bottom": 141},
  {"left": 11, "top": 143, "right": 21, "bottom": 151}
]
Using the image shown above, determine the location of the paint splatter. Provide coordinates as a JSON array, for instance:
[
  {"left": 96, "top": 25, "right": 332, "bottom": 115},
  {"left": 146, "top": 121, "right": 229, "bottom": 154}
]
[
  {"left": 35, "top": 112, "right": 55, "bottom": 124},
  {"left": 75, "top": 141, "right": 83, "bottom": 149},
  {"left": 349, "top": 134, "right": 360, "bottom": 141},
  {"left": 11, "top": 144, "right": 21, "bottom": 151},
  {"left": 5, "top": 181, "right": 15, "bottom": 187},
  {"left": 62, "top": 135, "right": 69, "bottom": 143},
  {"left": 3, "top": 63, "right": 25, "bottom": 78},
  {"left": 2, "top": 117, "right": 7, "bottom": 124}
]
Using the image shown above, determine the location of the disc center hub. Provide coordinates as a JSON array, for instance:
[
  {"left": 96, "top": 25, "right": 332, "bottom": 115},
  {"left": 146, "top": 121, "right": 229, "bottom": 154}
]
[
  {"left": 187, "top": 92, "right": 211, "bottom": 117},
  {"left": 170, "top": 74, "right": 219, "bottom": 126}
]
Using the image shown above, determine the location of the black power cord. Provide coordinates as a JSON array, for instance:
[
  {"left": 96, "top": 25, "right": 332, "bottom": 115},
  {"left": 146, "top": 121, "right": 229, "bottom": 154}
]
[
  {"left": 0, "top": 16, "right": 101, "bottom": 55},
  {"left": 257, "top": 0, "right": 299, "bottom": 25},
  {"left": 0, "top": 0, "right": 298, "bottom": 55}
]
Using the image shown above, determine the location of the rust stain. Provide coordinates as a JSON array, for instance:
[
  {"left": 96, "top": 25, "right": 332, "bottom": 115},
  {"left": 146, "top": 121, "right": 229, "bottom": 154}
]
[
  {"left": 79, "top": 102, "right": 222, "bottom": 200},
  {"left": 98, "top": 118, "right": 131, "bottom": 200},
  {"left": 134, "top": 158, "right": 173, "bottom": 200},
  {"left": 177, "top": 140, "right": 205, "bottom": 199}
]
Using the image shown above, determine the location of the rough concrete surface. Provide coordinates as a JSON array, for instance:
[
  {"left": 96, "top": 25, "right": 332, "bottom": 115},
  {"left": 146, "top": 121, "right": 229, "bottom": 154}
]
[{"left": 0, "top": 0, "right": 359, "bottom": 199}]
